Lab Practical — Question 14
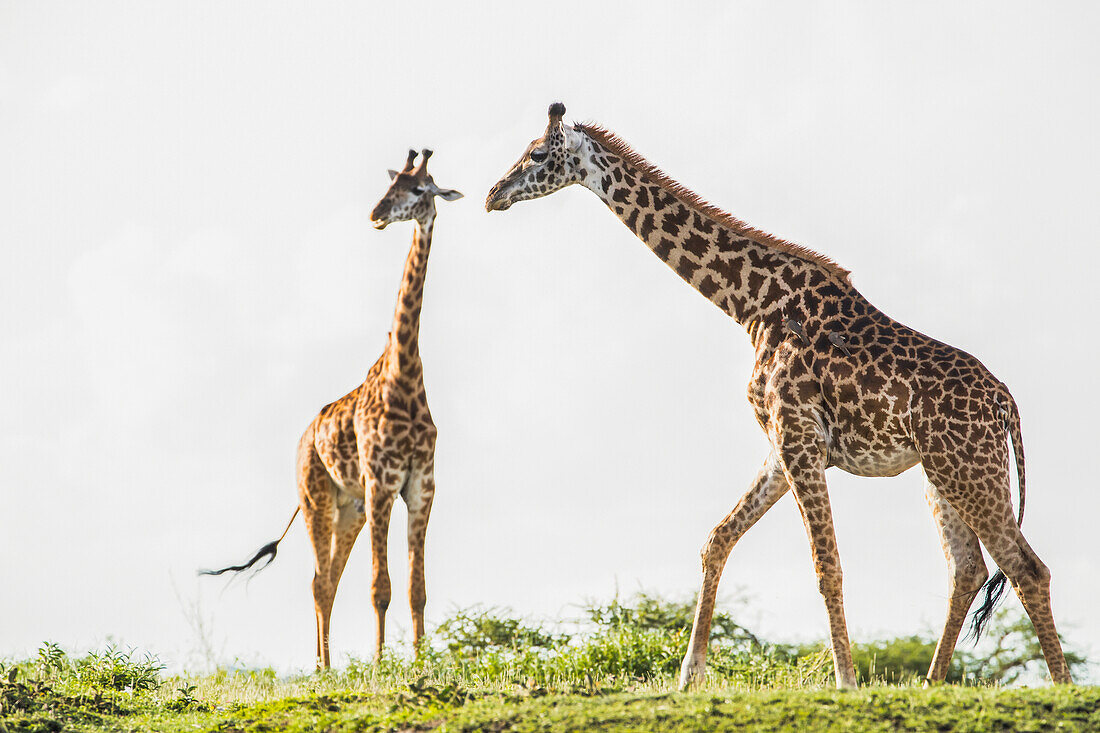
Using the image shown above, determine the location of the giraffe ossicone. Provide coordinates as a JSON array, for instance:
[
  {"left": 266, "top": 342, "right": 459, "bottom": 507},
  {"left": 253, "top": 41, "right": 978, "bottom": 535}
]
[
  {"left": 203, "top": 148, "right": 462, "bottom": 669},
  {"left": 487, "top": 102, "right": 1072, "bottom": 689}
]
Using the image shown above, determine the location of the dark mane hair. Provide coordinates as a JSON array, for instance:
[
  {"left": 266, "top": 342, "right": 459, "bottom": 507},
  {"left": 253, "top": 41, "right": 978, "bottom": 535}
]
[{"left": 574, "top": 122, "right": 852, "bottom": 284}]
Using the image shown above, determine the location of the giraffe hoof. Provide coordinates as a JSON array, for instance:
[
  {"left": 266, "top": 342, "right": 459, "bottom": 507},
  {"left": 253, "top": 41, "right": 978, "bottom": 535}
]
[{"left": 678, "top": 659, "right": 705, "bottom": 691}]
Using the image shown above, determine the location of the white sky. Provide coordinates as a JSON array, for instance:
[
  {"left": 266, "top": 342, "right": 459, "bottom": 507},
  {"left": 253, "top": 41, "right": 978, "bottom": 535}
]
[{"left": 2, "top": 2, "right": 1098, "bottom": 676}]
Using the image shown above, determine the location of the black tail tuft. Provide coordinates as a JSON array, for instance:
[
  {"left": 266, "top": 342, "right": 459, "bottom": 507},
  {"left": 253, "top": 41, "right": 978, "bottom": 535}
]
[
  {"left": 966, "top": 570, "right": 1009, "bottom": 642},
  {"left": 199, "top": 540, "right": 280, "bottom": 577}
]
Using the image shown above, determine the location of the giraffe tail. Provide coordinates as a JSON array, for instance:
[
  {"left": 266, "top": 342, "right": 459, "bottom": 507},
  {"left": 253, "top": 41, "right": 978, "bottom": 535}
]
[
  {"left": 198, "top": 507, "right": 300, "bottom": 578},
  {"left": 966, "top": 387, "right": 1026, "bottom": 641}
]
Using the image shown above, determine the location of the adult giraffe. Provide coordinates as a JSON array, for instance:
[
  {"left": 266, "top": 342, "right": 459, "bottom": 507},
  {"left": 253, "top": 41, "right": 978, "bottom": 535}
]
[
  {"left": 203, "top": 149, "right": 462, "bottom": 668},
  {"left": 486, "top": 103, "right": 1071, "bottom": 688}
]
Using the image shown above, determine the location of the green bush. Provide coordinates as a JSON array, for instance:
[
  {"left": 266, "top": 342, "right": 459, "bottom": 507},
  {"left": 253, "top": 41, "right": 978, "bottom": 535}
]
[
  {"left": 960, "top": 608, "right": 1089, "bottom": 685},
  {"left": 71, "top": 646, "right": 163, "bottom": 694},
  {"left": 582, "top": 591, "right": 763, "bottom": 652},
  {"left": 355, "top": 593, "right": 829, "bottom": 692},
  {"left": 433, "top": 607, "right": 567, "bottom": 658},
  {"left": 782, "top": 606, "right": 1090, "bottom": 686},
  {"left": 850, "top": 635, "right": 961, "bottom": 684},
  {"left": 0, "top": 643, "right": 165, "bottom": 732}
]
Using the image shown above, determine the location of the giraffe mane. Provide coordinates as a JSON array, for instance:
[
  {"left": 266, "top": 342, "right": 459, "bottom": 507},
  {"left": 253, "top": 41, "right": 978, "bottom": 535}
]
[{"left": 575, "top": 123, "right": 852, "bottom": 284}]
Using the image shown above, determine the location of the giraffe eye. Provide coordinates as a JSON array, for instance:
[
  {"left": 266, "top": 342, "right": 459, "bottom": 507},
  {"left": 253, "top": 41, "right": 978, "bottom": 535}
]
[
  {"left": 410, "top": 186, "right": 425, "bottom": 195},
  {"left": 530, "top": 150, "right": 548, "bottom": 163}
]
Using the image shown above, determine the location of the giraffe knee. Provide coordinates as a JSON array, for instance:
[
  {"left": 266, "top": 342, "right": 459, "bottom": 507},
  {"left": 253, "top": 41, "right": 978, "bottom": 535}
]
[
  {"left": 1032, "top": 557, "right": 1051, "bottom": 586},
  {"left": 1017, "top": 554, "right": 1051, "bottom": 592},
  {"left": 815, "top": 566, "right": 843, "bottom": 598},
  {"left": 372, "top": 581, "right": 391, "bottom": 611},
  {"left": 951, "top": 554, "right": 988, "bottom": 595},
  {"left": 312, "top": 574, "right": 330, "bottom": 600},
  {"left": 700, "top": 531, "right": 732, "bottom": 572}
]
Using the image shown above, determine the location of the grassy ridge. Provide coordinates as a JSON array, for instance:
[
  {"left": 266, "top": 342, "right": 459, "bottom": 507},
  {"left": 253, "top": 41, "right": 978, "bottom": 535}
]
[
  {"left": 218, "top": 686, "right": 1098, "bottom": 733},
  {"left": 2, "top": 595, "right": 1092, "bottom": 731},
  {"left": 8, "top": 683, "right": 1098, "bottom": 732},
  {"left": 4, "top": 646, "right": 1096, "bottom": 733}
]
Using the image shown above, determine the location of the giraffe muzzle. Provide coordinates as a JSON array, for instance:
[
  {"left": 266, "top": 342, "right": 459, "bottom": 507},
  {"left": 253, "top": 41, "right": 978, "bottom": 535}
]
[{"left": 484, "top": 184, "right": 513, "bottom": 212}]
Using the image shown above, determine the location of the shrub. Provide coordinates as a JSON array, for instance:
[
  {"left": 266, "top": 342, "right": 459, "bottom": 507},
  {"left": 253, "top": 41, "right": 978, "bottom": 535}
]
[
  {"left": 72, "top": 646, "right": 163, "bottom": 694},
  {"left": 0, "top": 643, "right": 164, "bottom": 730},
  {"left": 433, "top": 607, "right": 567, "bottom": 658},
  {"left": 375, "top": 592, "right": 829, "bottom": 692},
  {"left": 582, "top": 591, "right": 763, "bottom": 653},
  {"left": 960, "top": 608, "right": 1089, "bottom": 685},
  {"left": 850, "top": 635, "right": 961, "bottom": 684}
]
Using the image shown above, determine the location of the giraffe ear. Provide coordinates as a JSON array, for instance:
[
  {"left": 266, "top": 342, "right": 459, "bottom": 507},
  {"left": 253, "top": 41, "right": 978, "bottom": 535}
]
[
  {"left": 388, "top": 169, "right": 399, "bottom": 180},
  {"left": 434, "top": 187, "right": 463, "bottom": 202},
  {"left": 562, "top": 123, "right": 585, "bottom": 151}
]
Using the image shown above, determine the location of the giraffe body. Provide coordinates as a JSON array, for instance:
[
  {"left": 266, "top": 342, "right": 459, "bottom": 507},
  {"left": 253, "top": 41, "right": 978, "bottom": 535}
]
[
  {"left": 486, "top": 104, "right": 1071, "bottom": 688},
  {"left": 298, "top": 332, "right": 438, "bottom": 668},
  {"left": 204, "top": 149, "right": 461, "bottom": 669}
]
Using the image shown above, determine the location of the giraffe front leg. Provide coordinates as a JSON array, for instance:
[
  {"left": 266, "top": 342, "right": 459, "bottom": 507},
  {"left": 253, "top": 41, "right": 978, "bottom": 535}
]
[
  {"left": 924, "top": 475, "right": 987, "bottom": 683},
  {"left": 366, "top": 469, "right": 398, "bottom": 661},
  {"left": 402, "top": 459, "right": 436, "bottom": 654},
  {"left": 778, "top": 435, "right": 858, "bottom": 689},
  {"left": 679, "top": 454, "right": 789, "bottom": 690}
]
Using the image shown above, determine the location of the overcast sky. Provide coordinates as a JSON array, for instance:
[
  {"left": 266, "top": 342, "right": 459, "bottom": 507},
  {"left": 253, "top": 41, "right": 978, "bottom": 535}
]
[{"left": 2, "top": 2, "right": 1098, "bottom": 677}]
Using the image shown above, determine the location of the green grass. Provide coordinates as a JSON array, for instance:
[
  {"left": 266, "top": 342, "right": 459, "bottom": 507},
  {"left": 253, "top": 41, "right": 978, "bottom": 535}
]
[
  {"left": 5, "top": 668, "right": 1098, "bottom": 733},
  {"left": 220, "top": 686, "right": 1096, "bottom": 733},
  {"left": 2, "top": 595, "right": 1093, "bottom": 731}
]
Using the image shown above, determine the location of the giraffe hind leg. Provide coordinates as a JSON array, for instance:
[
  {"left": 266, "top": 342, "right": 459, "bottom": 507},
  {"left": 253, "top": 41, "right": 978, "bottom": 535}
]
[
  {"left": 323, "top": 493, "right": 368, "bottom": 655},
  {"left": 299, "top": 439, "right": 343, "bottom": 669},
  {"left": 402, "top": 462, "right": 436, "bottom": 653},
  {"left": 366, "top": 468, "right": 398, "bottom": 660},
  {"left": 923, "top": 450, "right": 1072, "bottom": 684},
  {"left": 924, "top": 475, "right": 987, "bottom": 683}
]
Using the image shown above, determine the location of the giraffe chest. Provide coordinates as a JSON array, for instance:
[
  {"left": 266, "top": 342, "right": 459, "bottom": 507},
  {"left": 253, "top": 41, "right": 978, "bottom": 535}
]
[
  {"left": 312, "top": 390, "right": 435, "bottom": 495},
  {"left": 316, "top": 416, "right": 436, "bottom": 495},
  {"left": 360, "top": 413, "right": 437, "bottom": 462}
]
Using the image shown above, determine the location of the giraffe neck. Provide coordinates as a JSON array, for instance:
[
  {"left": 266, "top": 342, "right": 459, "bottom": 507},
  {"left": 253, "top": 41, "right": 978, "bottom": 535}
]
[
  {"left": 577, "top": 132, "right": 853, "bottom": 341},
  {"left": 385, "top": 219, "right": 433, "bottom": 379}
]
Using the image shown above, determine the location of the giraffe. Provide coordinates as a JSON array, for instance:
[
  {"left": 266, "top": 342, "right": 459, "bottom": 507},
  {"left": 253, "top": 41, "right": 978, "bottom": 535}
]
[
  {"left": 202, "top": 149, "right": 462, "bottom": 668},
  {"left": 485, "top": 103, "right": 1072, "bottom": 689}
]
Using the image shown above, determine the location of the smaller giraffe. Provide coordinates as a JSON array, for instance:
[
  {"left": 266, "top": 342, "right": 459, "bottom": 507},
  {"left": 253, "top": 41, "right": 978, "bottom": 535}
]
[{"left": 202, "top": 149, "right": 462, "bottom": 669}]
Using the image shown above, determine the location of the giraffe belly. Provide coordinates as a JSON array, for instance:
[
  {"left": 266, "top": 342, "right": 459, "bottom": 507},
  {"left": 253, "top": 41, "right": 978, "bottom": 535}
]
[
  {"left": 828, "top": 441, "right": 920, "bottom": 478},
  {"left": 819, "top": 394, "right": 921, "bottom": 477}
]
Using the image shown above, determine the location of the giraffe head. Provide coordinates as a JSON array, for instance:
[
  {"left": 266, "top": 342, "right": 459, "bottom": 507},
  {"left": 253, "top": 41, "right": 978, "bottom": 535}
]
[
  {"left": 370, "top": 148, "right": 463, "bottom": 230},
  {"left": 485, "top": 102, "right": 590, "bottom": 212}
]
